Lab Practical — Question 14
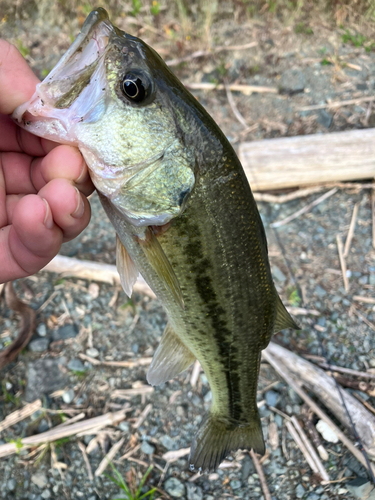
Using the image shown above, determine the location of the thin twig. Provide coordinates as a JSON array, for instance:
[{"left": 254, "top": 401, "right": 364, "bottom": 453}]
[
  {"left": 353, "top": 296, "right": 375, "bottom": 305},
  {"left": 286, "top": 420, "right": 320, "bottom": 475},
  {"left": 133, "top": 404, "right": 153, "bottom": 429},
  {"left": 314, "top": 362, "right": 375, "bottom": 379},
  {"left": 166, "top": 41, "right": 258, "bottom": 66},
  {"left": 286, "top": 307, "right": 320, "bottom": 316},
  {"left": 184, "top": 82, "right": 277, "bottom": 96},
  {"left": 162, "top": 447, "right": 190, "bottom": 462},
  {"left": 344, "top": 202, "right": 359, "bottom": 257},
  {"left": 271, "top": 188, "right": 338, "bottom": 228},
  {"left": 253, "top": 182, "right": 375, "bottom": 204},
  {"left": 336, "top": 234, "right": 349, "bottom": 292},
  {"left": 190, "top": 360, "right": 201, "bottom": 388},
  {"left": 0, "top": 400, "right": 42, "bottom": 433},
  {"left": 291, "top": 416, "right": 329, "bottom": 481},
  {"left": 372, "top": 182, "right": 375, "bottom": 250},
  {"left": 299, "top": 95, "right": 375, "bottom": 111},
  {"left": 79, "top": 353, "right": 152, "bottom": 368},
  {"left": 77, "top": 441, "right": 94, "bottom": 481},
  {"left": 249, "top": 450, "right": 272, "bottom": 500},
  {"left": 351, "top": 305, "right": 375, "bottom": 332},
  {"left": 95, "top": 437, "right": 125, "bottom": 477},
  {"left": 111, "top": 387, "right": 154, "bottom": 399},
  {"left": 224, "top": 80, "right": 250, "bottom": 129}
]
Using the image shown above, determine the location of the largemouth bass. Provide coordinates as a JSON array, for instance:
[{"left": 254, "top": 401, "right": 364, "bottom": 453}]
[{"left": 13, "top": 8, "right": 298, "bottom": 471}]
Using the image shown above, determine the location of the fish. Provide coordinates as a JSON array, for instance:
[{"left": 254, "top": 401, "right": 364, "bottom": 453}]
[{"left": 13, "top": 8, "right": 299, "bottom": 472}]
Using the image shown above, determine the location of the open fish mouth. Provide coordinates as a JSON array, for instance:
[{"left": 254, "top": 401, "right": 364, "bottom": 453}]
[{"left": 13, "top": 8, "right": 114, "bottom": 143}]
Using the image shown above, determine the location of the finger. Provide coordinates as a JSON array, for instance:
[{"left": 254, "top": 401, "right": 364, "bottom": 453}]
[
  {"left": 1, "top": 151, "right": 36, "bottom": 195},
  {"left": 0, "top": 113, "right": 59, "bottom": 157},
  {"left": 1, "top": 195, "right": 63, "bottom": 282},
  {"left": 38, "top": 178, "right": 91, "bottom": 241},
  {"left": 31, "top": 145, "right": 94, "bottom": 196},
  {"left": 0, "top": 40, "right": 39, "bottom": 115}
]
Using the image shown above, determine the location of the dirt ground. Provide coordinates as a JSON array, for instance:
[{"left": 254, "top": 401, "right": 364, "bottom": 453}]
[{"left": 1, "top": 2, "right": 375, "bottom": 500}]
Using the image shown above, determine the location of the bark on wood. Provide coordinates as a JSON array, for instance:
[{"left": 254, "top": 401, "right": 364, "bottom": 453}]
[
  {"left": 239, "top": 128, "right": 375, "bottom": 191},
  {"left": 266, "top": 342, "right": 375, "bottom": 455}
]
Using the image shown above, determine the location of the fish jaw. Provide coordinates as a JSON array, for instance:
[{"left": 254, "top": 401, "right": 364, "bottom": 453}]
[{"left": 12, "top": 8, "right": 112, "bottom": 144}]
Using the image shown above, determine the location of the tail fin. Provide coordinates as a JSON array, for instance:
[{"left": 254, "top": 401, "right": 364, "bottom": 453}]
[{"left": 188, "top": 413, "right": 265, "bottom": 472}]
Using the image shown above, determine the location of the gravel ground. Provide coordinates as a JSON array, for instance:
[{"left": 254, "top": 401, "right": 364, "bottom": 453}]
[{"left": 1, "top": 4, "right": 375, "bottom": 500}]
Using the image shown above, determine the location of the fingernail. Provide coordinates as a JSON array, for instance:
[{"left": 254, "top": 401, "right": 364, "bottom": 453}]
[
  {"left": 71, "top": 187, "right": 85, "bottom": 219},
  {"left": 42, "top": 198, "right": 54, "bottom": 229},
  {"left": 76, "top": 157, "right": 87, "bottom": 183}
]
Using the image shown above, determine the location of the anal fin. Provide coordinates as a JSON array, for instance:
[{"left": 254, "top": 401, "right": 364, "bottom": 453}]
[
  {"left": 273, "top": 294, "right": 300, "bottom": 333},
  {"left": 138, "top": 227, "right": 184, "bottom": 309},
  {"left": 147, "top": 322, "right": 195, "bottom": 386},
  {"left": 116, "top": 235, "right": 138, "bottom": 298}
]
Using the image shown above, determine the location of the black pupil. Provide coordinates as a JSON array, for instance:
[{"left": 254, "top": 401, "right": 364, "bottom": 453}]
[{"left": 123, "top": 75, "right": 146, "bottom": 102}]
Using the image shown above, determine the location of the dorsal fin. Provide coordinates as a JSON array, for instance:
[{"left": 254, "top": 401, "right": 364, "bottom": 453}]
[
  {"left": 273, "top": 294, "right": 300, "bottom": 333},
  {"left": 116, "top": 235, "right": 138, "bottom": 297},
  {"left": 147, "top": 322, "right": 195, "bottom": 386},
  {"left": 138, "top": 227, "right": 184, "bottom": 309}
]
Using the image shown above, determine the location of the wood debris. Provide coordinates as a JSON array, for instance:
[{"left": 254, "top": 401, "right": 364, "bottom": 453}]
[
  {"left": 184, "top": 82, "right": 277, "bottom": 96},
  {"left": 262, "top": 345, "right": 375, "bottom": 474},
  {"left": 336, "top": 234, "right": 349, "bottom": 291},
  {"left": 166, "top": 41, "right": 258, "bottom": 66},
  {"left": 250, "top": 450, "right": 272, "bottom": 500},
  {"left": 271, "top": 188, "right": 338, "bottom": 228},
  {"left": 343, "top": 202, "right": 359, "bottom": 257},
  {"left": 0, "top": 409, "right": 128, "bottom": 458},
  {"left": 79, "top": 352, "right": 152, "bottom": 368},
  {"left": 0, "top": 399, "right": 42, "bottom": 433},
  {"left": 95, "top": 437, "right": 125, "bottom": 477}
]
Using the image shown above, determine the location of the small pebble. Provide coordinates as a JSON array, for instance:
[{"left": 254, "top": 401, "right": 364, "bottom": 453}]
[
  {"left": 7, "top": 479, "right": 16, "bottom": 491},
  {"left": 140, "top": 440, "right": 155, "bottom": 455},
  {"left": 62, "top": 389, "right": 75, "bottom": 404},
  {"left": 86, "top": 348, "right": 99, "bottom": 358},
  {"left": 37, "top": 323, "right": 47, "bottom": 337},
  {"left": 164, "top": 478, "right": 185, "bottom": 498}
]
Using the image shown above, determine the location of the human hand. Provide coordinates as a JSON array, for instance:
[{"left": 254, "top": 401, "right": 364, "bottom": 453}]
[{"left": 0, "top": 40, "right": 94, "bottom": 284}]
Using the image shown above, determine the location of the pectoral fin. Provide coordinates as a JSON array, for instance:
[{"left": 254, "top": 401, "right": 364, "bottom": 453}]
[
  {"left": 138, "top": 227, "right": 184, "bottom": 309},
  {"left": 147, "top": 322, "right": 195, "bottom": 386},
  {"left": 273, "top": 294, "right": 300, "bottom": 333},
  {"left": 116, "top": 235, "right": 138, "bottom": 297}
]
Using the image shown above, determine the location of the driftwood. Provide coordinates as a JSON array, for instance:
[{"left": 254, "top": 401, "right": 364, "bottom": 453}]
[
  {"left": 239, "top": 128, "right": 375, "bottom": 191},
  {"left": 266, "top": 342, "right": 375, "bottom": 455}
]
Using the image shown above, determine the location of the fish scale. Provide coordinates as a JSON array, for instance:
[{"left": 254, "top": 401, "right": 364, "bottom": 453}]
[{"left": 12, "top": 7, "right": 299, "bottom": 471}]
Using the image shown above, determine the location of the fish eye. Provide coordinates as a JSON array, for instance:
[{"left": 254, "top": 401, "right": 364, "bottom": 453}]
[{"left": 121, "top": 71, "right": 151, "bottom": 103}]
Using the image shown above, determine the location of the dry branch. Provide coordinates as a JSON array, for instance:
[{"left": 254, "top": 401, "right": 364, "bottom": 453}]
[
  {"left": 166, "top": 41, "right": 257, "bottom": 66},
  {"left": 95, "top": 437, "right": 125, "bottom": 477},
  {"left": 286, "top": 420, "right": 320, "bottom": 475},
  {"left": 184, "top": 82, "right": 277, "bottom": 96},
  {"left": 250, "top": 450, "right": 272, "bottom": 500},
  {"left": 42, "top": 255, "right": 156, "bottom": 298},
  {"left": 262, "top": 346, "right": 375, "bottom": 474},
  {"left": 79, "top": 352, "right": 152, "bottom": 368},
  {"left": 0, "top": 409, "right": 128, "bottom": 459},
  {"left": 265, "top": 342, "right": 375, "bottom": 455},
  {"left": 239, "top": 129, "right": 375, "bottom": 191},
  {"left": 0, "top": 400, "right": 42, "bottom": 434},
  {"left": 337, "top": 234, "right": 349, "bottom": 292},
  {"left": 344, "top": 202, "right": 359, "bottom": 257},
  {"left": 291, "top": 416, "right": 329, "bottom": 481},
  {"left": 270, "top": 188, "right": 337, "bottom": 228}
]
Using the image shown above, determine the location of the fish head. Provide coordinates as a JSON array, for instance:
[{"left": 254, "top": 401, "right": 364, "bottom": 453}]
[{"left": 13, "top": 8, "right": 198, "bottom": 227}]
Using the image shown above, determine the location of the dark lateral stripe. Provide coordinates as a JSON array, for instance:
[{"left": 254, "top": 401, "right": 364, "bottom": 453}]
[{"left": 180, "top": 217, "right": 242, "bottom": 421}]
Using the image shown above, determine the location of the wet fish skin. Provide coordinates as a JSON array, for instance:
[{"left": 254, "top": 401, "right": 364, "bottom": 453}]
[{"left": 12, "top": 8, "right": 298, "bottom": 471}]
